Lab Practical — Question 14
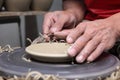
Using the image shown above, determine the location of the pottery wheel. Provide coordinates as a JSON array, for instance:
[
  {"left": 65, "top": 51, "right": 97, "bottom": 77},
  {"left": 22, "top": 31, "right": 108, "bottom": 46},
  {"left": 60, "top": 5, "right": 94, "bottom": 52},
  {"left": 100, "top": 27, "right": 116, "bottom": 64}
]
[{"left": 0, "top": 48, "right": 120, "bottom": 80}]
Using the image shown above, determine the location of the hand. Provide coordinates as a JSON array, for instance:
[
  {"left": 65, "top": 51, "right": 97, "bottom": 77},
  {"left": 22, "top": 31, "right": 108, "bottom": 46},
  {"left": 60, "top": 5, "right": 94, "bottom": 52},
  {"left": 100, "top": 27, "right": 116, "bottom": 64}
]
[
  {"left": 66, "top": 19, "right": 118, "bottom": 63},
  {"left": 42, "top": 11, "right": 77, "bottom": 40}
]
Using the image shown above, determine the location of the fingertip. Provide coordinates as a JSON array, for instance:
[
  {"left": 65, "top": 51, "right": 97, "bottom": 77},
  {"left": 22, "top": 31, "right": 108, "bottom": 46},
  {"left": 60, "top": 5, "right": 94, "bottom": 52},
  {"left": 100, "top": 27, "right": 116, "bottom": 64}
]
[
  {"left": 67, "top": 36, "right": 73, "bottom": 43},
  {"left": 87, "top": 56, "right": 94, "bottom": 62},
  {"left": 67, "top": 46, "right": 76, "bottom": 57},
  {"left": 76, "top": 55, "right": 85, "bottom": 63}
]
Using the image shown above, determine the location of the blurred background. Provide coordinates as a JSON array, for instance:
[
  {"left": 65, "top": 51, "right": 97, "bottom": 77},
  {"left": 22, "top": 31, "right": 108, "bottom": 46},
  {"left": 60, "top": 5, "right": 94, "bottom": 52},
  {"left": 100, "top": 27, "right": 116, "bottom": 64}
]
[{"left": 0, "top": 0, "right": 62, "bottom": 47}]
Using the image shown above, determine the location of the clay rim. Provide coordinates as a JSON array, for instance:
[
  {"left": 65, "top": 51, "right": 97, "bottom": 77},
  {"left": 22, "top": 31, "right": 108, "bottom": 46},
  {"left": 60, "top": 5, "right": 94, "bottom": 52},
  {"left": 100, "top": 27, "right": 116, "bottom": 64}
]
[{"left": 25, "top": 43, "right": 70, "bottom": 58}]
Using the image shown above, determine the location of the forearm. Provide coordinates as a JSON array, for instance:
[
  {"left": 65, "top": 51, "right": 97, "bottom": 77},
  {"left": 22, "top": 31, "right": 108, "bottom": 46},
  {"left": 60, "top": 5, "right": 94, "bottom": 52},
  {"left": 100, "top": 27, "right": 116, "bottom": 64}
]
[{"left": 63, "top": 0, "right": 86, "bottom": 23}]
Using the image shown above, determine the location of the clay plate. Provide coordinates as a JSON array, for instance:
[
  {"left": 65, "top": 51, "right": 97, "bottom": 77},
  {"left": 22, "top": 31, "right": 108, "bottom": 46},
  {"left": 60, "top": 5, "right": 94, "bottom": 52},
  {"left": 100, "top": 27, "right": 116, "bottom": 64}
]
[{"left": 25, "top": 43, "right": 72, "bottom": 62}]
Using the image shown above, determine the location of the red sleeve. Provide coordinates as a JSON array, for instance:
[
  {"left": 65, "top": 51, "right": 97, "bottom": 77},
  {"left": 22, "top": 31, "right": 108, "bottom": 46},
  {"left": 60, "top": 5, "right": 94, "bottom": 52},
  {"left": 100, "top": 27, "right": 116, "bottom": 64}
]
[{"left": 85, "top": 0, "right": 120, "bottom": 20}]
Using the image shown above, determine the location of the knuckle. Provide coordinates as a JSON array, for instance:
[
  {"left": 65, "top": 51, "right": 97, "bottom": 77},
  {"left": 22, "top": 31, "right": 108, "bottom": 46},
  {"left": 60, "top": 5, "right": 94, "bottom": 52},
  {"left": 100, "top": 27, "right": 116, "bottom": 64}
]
[
  {"left": 82, "top": 50, "right": 89, "bottom": 55},
  {"left": 81, "top": 53, "right": 88, "bottom": 60},
  {"left": 73, "top": 43, "right": 81, "bottom": 52},
  {"left": 77, "top": 36, "right": 86, "bottom": 43},
  {"left": 82, "top": 54, "right": 86, "bottom": 58},
  {"left": 101, "top": 35, "right": 109, "bottom": 42},
  {"left": 78, "top": 22, "right": 86, "bottom": 27},
  {"left": 84, "top": 29, "right": 97, "bottom": 37},
  {"left": 88, "top": 29, "right": 96, "bottom": 35}
]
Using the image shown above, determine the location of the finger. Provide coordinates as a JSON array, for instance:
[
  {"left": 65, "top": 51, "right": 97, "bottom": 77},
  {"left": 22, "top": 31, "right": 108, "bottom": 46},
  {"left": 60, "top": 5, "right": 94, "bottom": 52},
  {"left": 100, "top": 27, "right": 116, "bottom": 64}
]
[
  {"left": 76, "top": 35, "right": 101, "bottom": 63},
  {"left": 43, "top": 34, "right": 50, "bottom": 42},
  {"left": 42, "top": 13, "right": 54, "bottom": 34},
  {"left": 50, "top": 16, "right": 70, "bottom": 33},
  {"left": 67, "top": 33, "right": 91, "bottom": 57},
  {"left": 50, "top": 21, "right": 64, "bottom": 33},
  {"left": 54, "top": 29, "right": 73, "bottom": 39},
  {"left": 67, "top": 22, "right": 86, "bottom": 43},
  {"left": 87, "top": 43, "right": 105, "bottom": 62}
]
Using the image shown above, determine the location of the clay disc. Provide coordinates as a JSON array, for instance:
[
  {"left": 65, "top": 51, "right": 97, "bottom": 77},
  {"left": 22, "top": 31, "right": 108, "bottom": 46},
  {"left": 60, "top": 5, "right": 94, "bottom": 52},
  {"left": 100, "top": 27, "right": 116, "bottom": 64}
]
[{"left": 25, "top": 43, "right": 72, "bottom": 62}]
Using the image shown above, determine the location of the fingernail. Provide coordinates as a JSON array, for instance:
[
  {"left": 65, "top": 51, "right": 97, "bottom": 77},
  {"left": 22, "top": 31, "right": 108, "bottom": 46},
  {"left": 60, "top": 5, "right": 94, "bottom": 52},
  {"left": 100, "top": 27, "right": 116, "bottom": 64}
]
[
  {"left": 67, "top": 46, "right": 76, "bottom": 57},
  {"left": 76, "top": 55, "right": 85, "bottom": 63},
  {"left": 67, "top": 36, "right": 73, "bottom": 43}
]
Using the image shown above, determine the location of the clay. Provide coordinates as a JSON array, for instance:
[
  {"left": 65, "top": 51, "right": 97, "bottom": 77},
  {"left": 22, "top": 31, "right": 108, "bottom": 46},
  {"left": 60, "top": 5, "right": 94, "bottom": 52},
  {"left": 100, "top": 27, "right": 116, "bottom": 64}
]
[
  {"left": 31, "top": 0, "right": 53, "bottom": 11},
  {"left": 25, "top": 43, "right": 71, "bottom": 62},
  {"left": 0, "top": 45, "right": 14, "bottom": 53},
  {"left": 5, "top": 0, "right": 32, "bottom": 11},
  {"left": 0, "top": 44, "right": 120, "bottom": 80},
  {"left": 0, "top": 0, "right": 3, "bottom": 10}
]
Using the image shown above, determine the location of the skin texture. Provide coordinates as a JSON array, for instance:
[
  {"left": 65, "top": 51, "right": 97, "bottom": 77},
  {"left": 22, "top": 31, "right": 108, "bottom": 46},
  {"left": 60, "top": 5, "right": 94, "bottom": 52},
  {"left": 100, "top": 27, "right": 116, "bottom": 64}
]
[
  {"left": 43, "top": 11, "right": 76, "bottom": 39},
  {"left": 42, "top": 0, "right": 120, "bottom": 63},
  {"left": 67, "top": 19, "right": 118, "bottom": 62},
  {"left": 42, "top": 0, "right": 86, "bottom": 39}
]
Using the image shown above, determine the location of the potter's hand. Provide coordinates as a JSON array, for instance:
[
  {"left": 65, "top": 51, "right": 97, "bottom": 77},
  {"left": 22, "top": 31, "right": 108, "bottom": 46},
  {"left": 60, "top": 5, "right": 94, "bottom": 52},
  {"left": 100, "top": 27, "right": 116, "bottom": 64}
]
[
  {"left": 42, "top": 11, "right": 77, "bottom": 40},
  {"left": 67, "top": 19, "right": 118, "bottom": 63}
]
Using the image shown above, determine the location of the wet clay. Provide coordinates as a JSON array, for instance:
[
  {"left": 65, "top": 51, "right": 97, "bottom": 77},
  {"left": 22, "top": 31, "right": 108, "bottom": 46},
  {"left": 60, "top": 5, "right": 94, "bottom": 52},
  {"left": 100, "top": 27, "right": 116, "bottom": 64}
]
[
  {"left": 5, "top": 0, "right": 31, "bottom": 11},
  {"left": 31, "top": 0, "right": 53, "bottom": 11},
  {"left": 25, "top": 43, "right": 71, "bottom": 62}
]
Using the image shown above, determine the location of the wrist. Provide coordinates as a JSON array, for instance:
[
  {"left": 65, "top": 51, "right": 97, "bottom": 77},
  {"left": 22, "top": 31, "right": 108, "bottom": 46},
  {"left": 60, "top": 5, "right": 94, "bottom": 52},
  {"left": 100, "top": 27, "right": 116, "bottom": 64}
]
[{"left": 106, "top": 15, "right": 120, "bottom": 40}]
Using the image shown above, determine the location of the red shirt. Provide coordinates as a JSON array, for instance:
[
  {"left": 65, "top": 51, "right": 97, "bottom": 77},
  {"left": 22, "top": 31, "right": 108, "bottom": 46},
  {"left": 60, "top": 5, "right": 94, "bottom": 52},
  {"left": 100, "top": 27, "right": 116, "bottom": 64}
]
[{"left": 85, "top": 0, "right": 120, "bottom": 20}]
